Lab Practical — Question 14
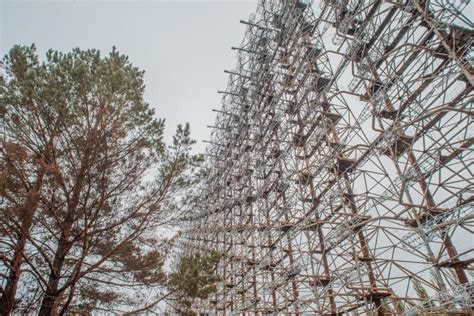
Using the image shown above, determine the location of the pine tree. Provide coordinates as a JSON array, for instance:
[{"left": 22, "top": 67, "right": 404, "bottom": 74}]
[
  {"left": 0, "top": 45, "right": 202, "bottom": 314},
  {"left": 168, "top": 251, "right": 222, "bottom": 314}
]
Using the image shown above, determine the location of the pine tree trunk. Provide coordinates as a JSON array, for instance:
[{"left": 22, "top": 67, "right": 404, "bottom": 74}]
[
  {"left": 39, "top": 160, "right": 87, "bottom": 315},
  {"left": 38, "top": 238, "right": 69, "bottom": 316},
  {"left": 0, "top": 238, "right": 27, "bottom": 316},
  {"left": 38, "top": 293, "right": 63, "bottom": 316},
  {"left": 0, "top": 173, "right": 43, "bottom": 315}
]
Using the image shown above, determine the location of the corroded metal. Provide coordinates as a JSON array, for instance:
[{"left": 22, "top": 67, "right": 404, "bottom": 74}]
[{"left": 178, "top": 0, "right": 474, "bottom": 314}]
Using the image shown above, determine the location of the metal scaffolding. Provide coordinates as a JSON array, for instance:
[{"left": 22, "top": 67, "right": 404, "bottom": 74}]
[{"left": 178, "top": 0, "right": 474, "bottom": 314}]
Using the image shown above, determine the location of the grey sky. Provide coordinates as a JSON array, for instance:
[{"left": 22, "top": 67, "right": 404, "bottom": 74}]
[{"left": 1, "top": 0, "right": 257, "bottom": 153}]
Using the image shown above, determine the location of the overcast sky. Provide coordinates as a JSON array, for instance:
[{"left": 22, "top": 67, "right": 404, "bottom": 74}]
[{"left": 1, "top": 0, "right": 257, "bottom": 153}]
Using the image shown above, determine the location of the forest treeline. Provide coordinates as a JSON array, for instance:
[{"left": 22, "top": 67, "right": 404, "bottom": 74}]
[{"left": 0, "top": 45, "right": 219, "bottom": 314}]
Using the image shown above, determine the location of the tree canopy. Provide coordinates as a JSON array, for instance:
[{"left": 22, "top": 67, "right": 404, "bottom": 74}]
[
  {"left": 168, "top": 251, "right": 221, "bottom": 314},
  {"left": 0, "top": 45, "right": 202, "bottom": 314}
]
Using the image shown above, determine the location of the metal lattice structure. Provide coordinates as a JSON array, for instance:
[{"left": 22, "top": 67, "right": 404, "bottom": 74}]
[{"left": 178, "top": 0, "right": 474, "bottom": 314}]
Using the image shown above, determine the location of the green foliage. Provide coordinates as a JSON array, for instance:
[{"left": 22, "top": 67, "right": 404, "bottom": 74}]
[
  {"left": 0, "top": 44, "right": 202, "bottom": 313},
  {"left": 168, "top": 251, "right": 221, "bottom": 312}
]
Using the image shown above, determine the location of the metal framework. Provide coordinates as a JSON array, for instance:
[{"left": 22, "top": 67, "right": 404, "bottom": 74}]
[{"left": 177, "top": 0, "right": 474, "bottom": 314}]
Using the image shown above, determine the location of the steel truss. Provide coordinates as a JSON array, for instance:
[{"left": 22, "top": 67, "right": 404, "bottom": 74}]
[{"left": 177, "top": 0, "right": 474, "bottom": 314}]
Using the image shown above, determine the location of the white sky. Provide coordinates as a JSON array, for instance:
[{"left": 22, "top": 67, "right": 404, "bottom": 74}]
[{"left": 1, "top": 0, "right": 258, "bottom": 153}]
